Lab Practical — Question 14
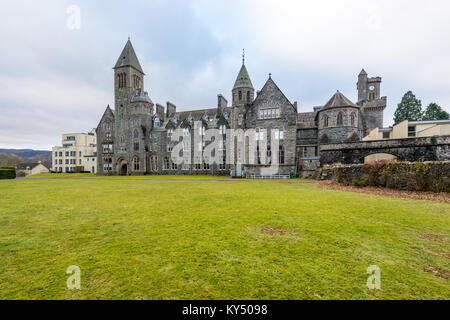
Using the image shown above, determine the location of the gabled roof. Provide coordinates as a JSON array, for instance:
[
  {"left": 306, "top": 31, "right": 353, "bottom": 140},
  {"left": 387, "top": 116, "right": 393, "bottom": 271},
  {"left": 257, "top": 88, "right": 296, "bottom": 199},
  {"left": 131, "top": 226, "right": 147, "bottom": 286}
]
[
  {"left": 233, "top": 64, "right": 254, "bottom": 90},
  {"left": 113, "top": 40, "right": 144, "bottom": 74},
  {"left": 322, "top": 91, "right": 358, "bottom": 110},
  {"left": 17, "top": 162, "right": 46, "bottom": 170},
  {"left": 253, "top": 76, "right": 295, "bottom": 111}
]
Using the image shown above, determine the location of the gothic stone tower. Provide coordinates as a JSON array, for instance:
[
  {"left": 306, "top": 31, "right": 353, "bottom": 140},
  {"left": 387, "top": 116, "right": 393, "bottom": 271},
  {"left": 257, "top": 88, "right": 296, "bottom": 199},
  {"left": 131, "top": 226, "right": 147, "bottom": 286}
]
[
  {"left": 231, "top": 53, "right": 255, "bottom": 130},
  {"left": 113, "top": 40, "right": 154, "bottom": 175},
  {"left": 357, "top": 69, "right": 387, "bottom": 135}
]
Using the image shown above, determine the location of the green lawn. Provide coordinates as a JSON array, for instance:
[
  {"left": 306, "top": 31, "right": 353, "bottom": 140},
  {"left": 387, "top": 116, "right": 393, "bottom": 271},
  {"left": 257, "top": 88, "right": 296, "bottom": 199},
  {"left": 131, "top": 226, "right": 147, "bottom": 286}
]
[
  {"left": 26, "top": 173, "right": 233, "bottom": 180},
  {"left": 0, "top": 178, "right": 448, "bottom": 300}
]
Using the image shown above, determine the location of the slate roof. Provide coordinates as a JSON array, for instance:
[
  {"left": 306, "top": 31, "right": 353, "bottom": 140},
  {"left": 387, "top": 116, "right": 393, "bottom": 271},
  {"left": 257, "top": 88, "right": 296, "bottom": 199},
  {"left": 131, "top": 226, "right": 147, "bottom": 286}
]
[
  {"left": 114, "top": 40, "right": 144, "bottom": 74},
  {"left": 17, "top": 163, "right": 44, "bottom": 170},
  {"left": 322, "top": 91, "right": 358, "bottom": 111},
  {"left": 233, "top": 64, "right": 254, "bottom": 90}
]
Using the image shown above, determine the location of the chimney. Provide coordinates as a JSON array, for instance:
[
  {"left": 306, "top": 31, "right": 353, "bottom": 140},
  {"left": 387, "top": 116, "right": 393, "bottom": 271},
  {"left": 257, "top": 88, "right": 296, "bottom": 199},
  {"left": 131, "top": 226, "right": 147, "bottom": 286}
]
[
  {"left": 156, "top": 104, "right": 165, "bottom": 121},
  {"left": 217, "top": 94, "right": 228, "bottom": 109},
  {"left": 166, "top": 102, "right": 176, "bottom": 119}
]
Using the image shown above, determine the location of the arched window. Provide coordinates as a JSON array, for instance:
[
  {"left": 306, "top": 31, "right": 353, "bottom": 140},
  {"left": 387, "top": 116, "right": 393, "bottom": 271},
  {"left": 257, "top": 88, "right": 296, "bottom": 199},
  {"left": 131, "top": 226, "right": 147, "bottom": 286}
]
[
  {"left": 133, "top": 157, "right": 140, "bottom": 171},
  {"left": 323, "top": 115, "right": 329, "bottom": 128},
  {"left": 247, "top": 91, "right": 250, "bottom": 102},
  {"left": 239, "top": 91, "right": 242, "bottom": 101},
  {"left": 133, "top": 129, "right": 139, "bottom": 139},
  {"left": 351, "top": 113, "right": 356, "bottom": 126},
  {"left": 279, "top": 145, "right": 285, "bottom": 164},
  {"left": 118, "top": 73, "right": 127, "bottom": 88},
  {"left": 369, "top": 91, "right": 375, "bottom": 101},
  {"left": 337, "top": 113, "right": 343, "bottom": 126},
  {"left": 120, "top": 135, "right": 125, "bottom": 144},
  {"left": 120, "top": 104, "right": 124, "bottom": 117}
]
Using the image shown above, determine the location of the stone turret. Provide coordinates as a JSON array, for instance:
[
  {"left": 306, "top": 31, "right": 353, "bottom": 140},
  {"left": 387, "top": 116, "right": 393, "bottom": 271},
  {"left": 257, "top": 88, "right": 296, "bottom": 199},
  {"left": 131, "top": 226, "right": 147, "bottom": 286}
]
[{"left": 232, "top": 50, "right": 254, "bottom": 107}]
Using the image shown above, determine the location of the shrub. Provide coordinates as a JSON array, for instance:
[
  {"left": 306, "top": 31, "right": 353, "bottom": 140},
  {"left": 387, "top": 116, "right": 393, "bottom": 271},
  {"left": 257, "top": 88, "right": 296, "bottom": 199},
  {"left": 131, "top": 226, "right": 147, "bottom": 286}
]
[
  {"left": 320, "top": 161, "right": 450, "bottom": 193},
  {"left": 0, "top": 168, "right": 16, "bottom": 179}
]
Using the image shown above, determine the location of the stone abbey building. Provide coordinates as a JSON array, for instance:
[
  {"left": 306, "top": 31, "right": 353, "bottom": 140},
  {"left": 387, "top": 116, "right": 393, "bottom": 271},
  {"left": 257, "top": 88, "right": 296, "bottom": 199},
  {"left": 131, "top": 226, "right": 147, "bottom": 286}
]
[{"left": 96, "top": 40, "right": 390, "bottom": 177}]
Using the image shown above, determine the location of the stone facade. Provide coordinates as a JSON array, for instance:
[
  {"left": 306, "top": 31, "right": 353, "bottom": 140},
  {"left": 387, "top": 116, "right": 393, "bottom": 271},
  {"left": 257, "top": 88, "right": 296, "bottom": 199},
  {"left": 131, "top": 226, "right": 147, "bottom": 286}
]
[
  {"left": 320, "top": 136, "right": 450, "bottom": 165},
  {"left": 95, "top": 40, "right": 450, "bottom": 178}
]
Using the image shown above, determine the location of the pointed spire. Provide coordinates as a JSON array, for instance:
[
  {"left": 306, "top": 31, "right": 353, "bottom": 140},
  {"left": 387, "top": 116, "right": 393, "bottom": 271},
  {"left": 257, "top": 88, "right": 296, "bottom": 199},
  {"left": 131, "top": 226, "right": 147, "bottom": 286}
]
[
  {"left": 233, "top": 51, "right": 254, "bottom": 90},
  {"left": 359, "top": 68, "right": 367, "bottom": 76},
  {"left": 114, "top": 39, "right": 144, "bottom": 74}
]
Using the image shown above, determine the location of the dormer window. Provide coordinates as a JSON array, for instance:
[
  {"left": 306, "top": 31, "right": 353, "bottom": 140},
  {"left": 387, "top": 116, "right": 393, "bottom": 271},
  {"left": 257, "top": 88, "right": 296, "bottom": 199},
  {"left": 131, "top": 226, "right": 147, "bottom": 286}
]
[{"left": 154, "top": 116, "right": 160, "bottom": 127}]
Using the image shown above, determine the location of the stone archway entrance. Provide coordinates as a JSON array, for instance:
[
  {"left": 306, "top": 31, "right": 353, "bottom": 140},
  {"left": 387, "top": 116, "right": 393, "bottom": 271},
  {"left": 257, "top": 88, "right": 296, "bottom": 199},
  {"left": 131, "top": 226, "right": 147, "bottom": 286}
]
[
  {"left": 120, "top": 164, "right": 128, "bottom": 176},
  {"left": 117, "top": 159, "right": 128, "bottom": 176}
]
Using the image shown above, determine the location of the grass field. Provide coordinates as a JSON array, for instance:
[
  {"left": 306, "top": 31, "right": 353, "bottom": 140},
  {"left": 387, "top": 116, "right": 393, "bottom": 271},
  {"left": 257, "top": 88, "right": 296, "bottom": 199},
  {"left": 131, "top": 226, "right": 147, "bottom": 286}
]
[{"left": 0, "top": 176, "right": 448, "bottom": 299}]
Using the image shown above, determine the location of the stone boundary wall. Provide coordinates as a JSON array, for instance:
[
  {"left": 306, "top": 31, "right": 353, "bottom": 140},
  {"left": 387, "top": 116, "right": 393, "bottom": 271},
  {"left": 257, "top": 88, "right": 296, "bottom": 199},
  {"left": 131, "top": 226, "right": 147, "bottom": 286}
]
[
  {"left": 320, "top": 135, "right": 450, "bottom": 165},
  {"left": 317, "top": 161, "right": 450, "bottom": 193}
]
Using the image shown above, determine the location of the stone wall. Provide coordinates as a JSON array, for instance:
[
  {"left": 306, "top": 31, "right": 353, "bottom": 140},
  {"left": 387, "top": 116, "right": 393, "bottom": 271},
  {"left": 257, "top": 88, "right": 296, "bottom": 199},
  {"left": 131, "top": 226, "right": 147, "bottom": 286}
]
[
  {"left": 320, "top": 136, "right": 450, "bottom": 165},
  {"left": 318, "top": 161, "right": 450, "bottom": 193}
]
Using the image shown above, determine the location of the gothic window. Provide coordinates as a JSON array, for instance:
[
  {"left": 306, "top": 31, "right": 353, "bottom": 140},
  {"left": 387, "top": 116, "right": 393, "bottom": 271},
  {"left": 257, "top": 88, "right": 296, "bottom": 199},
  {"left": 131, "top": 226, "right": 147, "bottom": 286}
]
[
  {"left": 219, "top": 125, "right": 227, "bottom": 135},
  {"left": 134, "top": 142, "right": 139, "bottom": 152},
  {"left": 247, "top": 91, "right": 250, "bottom": 102},
  {"left": 118, "top": 73, "right": 127, "bottom": 88},
  {"left": 120, "top": 135, "right": 125, "bottom": 145},
  {"left": 167, "top": 129, "right": 173, "bottom": 138},
  {"left": 279, "top": 145, "right": 285, "bottom": 164},
  {"left": 133, "top": 129, "right": 139, "bottom": 139},
  {"left": 102, "top": 143, "right": 113, "bottom": 153},
  {"left": 337, "top": 113, "right": 344, "bottom": 126},
  {"left": 323, "top": 115, "right": 329, "bottom": 128},
  {"left": 133, "top": 75, "right": 141, "bottom": 89},
  {"left": 239, "top": 91, "right": 242, "bottom": 101},
  {"left": 351, "top": 113, "right": 356, "bottom": 126},
  {"left": 163, "top": 157, "right": 170, "bottom": 170},
  {"left": 120, "top": 104, "right": 124, "bottom": 117},
  {"left": 133, "top": 157, "right": 140, "bottom": 171},
  {"left": 171, "top": 162, "right": 178, "bottom": 170}
]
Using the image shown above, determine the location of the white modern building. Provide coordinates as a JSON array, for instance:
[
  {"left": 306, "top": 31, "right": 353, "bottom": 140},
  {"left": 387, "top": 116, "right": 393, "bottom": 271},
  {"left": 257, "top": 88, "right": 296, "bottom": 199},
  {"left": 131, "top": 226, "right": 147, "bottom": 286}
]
[{"left": 52, "top": 130, "right": 97, "bottom": 173}]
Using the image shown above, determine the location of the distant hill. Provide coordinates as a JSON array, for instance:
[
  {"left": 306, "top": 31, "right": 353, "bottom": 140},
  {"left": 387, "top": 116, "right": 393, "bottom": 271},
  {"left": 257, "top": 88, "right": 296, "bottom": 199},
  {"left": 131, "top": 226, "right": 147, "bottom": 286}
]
[{"left": 0, "top": 149, "right": 52, "bottom": 168}]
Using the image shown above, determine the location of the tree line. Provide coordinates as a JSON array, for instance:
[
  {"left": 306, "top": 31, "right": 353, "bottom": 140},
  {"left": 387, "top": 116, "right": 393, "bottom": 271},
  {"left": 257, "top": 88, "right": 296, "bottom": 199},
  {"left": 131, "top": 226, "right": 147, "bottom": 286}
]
[{"left": 393, "top": 91, "right": 449, "bottom": 125}]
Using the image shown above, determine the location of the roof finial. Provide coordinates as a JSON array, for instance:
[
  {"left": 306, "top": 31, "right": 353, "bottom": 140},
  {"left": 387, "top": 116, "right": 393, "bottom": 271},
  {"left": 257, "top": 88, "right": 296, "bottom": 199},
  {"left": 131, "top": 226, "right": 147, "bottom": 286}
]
[
  {"left": 269, "top": 73, "right": 272, "bottom": 78},
  {"left": 128, "top": 35, "right": 131, "bottom": 41},
  {"left": 242, "top": 48, "right": 245, "bottom": 65}
]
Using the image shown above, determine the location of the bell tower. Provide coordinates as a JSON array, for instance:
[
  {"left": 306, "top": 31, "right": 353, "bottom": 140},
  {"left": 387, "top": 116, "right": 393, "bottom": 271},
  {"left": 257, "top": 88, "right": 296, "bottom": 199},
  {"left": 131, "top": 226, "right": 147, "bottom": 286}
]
[{"left": 113, "top": 39, "right": 145, "bottom": 111}]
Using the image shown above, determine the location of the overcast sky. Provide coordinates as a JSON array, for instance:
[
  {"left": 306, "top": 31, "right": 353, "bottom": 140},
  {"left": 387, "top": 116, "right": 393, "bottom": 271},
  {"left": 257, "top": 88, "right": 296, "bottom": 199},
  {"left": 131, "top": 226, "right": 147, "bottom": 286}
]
[{"left": 1, "top": 0, "right": 449, "bottom": 150}]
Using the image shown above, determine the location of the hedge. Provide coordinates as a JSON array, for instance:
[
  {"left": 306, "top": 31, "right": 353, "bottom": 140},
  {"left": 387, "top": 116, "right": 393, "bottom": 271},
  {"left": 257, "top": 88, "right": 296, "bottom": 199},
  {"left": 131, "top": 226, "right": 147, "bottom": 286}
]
[
  {"left": 0, "top": 168, "right": 16, "bottom": 180},
  {"left": 318, "top": 161, "right": 450, "bottom": 193}
]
